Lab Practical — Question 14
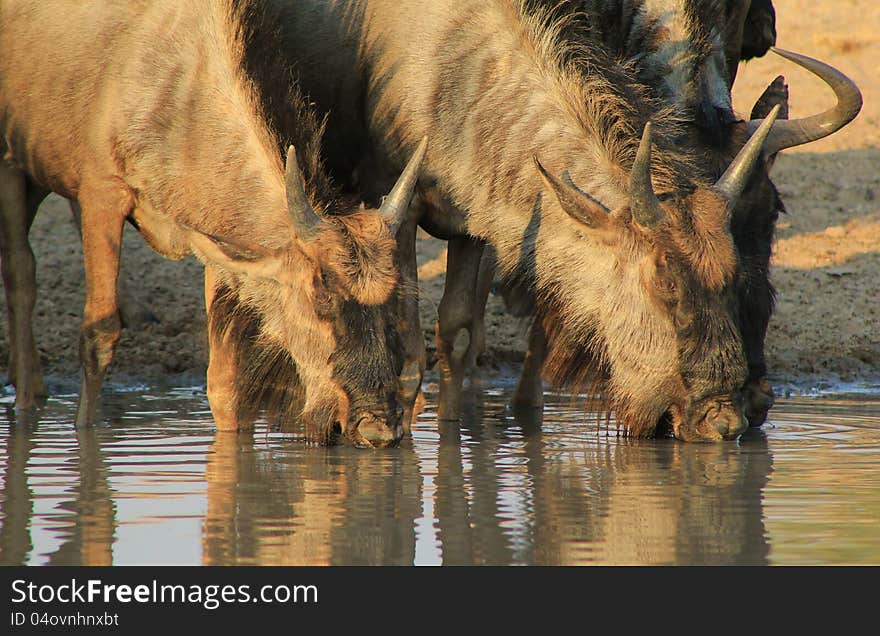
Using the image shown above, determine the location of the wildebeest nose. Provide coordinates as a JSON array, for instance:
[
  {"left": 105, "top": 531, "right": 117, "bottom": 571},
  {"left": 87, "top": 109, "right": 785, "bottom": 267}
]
[
  {"left": 352, "top": 413, "right": 404, "bottom": 448},
  {"left": 705, "top": 403, "right": 748, "bottom": 439}
]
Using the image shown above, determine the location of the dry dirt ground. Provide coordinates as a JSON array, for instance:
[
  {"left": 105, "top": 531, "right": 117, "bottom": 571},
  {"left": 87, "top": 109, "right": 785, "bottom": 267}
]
[{"left": 1, "top": 0, "right": 877, "bottom": 398}]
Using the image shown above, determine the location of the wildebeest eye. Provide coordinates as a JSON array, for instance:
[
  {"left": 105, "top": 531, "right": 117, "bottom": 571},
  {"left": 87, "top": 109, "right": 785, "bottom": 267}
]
[
  {"left": 314, "top": 274, "right": 334, "bottom": 310},
  {"left": 655, "top": 276, "right": 676, "bottom": 295},
  {"left": 656, "top": 192, "right": 674, "bottom": 202},
  {"left": 653, "top": 265, "right": 677, "bottom": 298},
  {"left": 652, "top": 254, "right": 677, "bottom": 300}
]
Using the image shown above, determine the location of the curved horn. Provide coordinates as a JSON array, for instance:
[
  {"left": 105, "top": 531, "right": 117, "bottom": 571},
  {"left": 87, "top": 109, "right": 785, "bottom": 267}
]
[
  {"left": 716, "top": 104, "right": 780, "bottom": 206},
  {"left": 629, "top": 122, "right": 663, "bottom": 227},
  {"left": 749, "top": 48, "right": 862, "bottom": 156},
  {"left": 534, "top": 157, "right": 610, "bottom": 229},
  {"left": 380, "top": 136, "right": 428, "bottom": 234},
  {"left": 285, "top": 145, "right": 324, "bottom": 242}
]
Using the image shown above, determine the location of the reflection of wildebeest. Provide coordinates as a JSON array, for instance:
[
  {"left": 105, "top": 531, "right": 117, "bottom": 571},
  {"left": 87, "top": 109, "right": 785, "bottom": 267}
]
[
  {"left": 271, "top": 0, "right": 858, "bottom": 441},
  {"left": 203, "top": 431, "right": 422, "bottom": 565},
  {"left": 427, "top": 401, "right": 773, "bottom": 565},
  {"left": 0, "top": 1, "right": 427, "bottom": 446}
]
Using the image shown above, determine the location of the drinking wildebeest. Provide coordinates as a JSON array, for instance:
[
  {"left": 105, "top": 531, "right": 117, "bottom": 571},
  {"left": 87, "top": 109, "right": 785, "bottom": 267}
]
[
  {"left": 465, "top": 0, "right": 783, "bottom": 423},
  {"left": 487, "top": 1, "right": 858, "bottom": 430},
  {"left": 492, "top": 0, "right": 785, "bottom": 415},
  {"left": 269, "top": 0, "right": 860, "bottom": 441},
  {"left": 0, "top": 0, "right": 427, "bottom": 447}
]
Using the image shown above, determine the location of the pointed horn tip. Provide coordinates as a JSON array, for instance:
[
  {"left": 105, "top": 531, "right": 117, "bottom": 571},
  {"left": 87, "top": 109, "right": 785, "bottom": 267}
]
[
  {"left": 755, "top": 103, "right": 782, "bottom": 134},
  {"left": 379, "top": 139, "right": 430, "bottom": 227},
  {"left": 748, "top": 102, "right": 782, "bottom": 135},
  {"left": 759, "top": 47, "right": 861, "bottom": 154},
  {"left": 770, "top": 47, "right": 861, "bottom": 104},
  {"left": 770, "top": 47, "right": 807, "bottom": 64},
  {"left": 533, "top": 156, "right": 552, "bottom": 182},
  {"left": 533, "top": 155, "right": 544, "bottom": 171},
  {"left": 769, "top": 47, "right": 806, "bottom": 62},
  {"left": 409, "top": 136, "right": 429, "bottom": 168},
  {"left": 635, "top": 122, "right": 654, "bottom": 159}
]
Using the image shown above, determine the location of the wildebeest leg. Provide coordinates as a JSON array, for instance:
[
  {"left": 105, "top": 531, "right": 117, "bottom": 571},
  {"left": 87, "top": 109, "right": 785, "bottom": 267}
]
[
  {"left": 467, "top": 246, "right": 496, "bottom": 372},
  {"left": 394, "top": 214, "right": 425, "bottom": 433},
  {"left": 0, "top": 161, "right": 47, "bottom": 408},
  {"left": 740, "top": 278, "right": 775, "bottom": 427},
  {"left": 511, "top": 317, "right": 547, "bottom": 411},
  {"left": 436, "top": 236, "right": 484, "bottom": 420},
  {"left": 69, "top": 200, "right": 158, "bottom": 329},
  {"left": 738, "top": 76, "right": 787, "bottom": 428},
  {"left": 74, "top": 184, "right": 129, "bottom": 427},
  {"left": 744, "top": 366, "right": 774, "bottom": 428},
  {"left": 204, "top": 266, "right": 248, "bottom": 432}
]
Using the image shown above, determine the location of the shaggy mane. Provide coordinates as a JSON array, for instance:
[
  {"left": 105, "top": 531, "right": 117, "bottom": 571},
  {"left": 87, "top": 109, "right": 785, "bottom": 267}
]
[
  {"left": 229, "top": 0, "right": 349, "bottom": 212},
  {"left": 517, "top": 0, "right": 696, "bottom": 193}
]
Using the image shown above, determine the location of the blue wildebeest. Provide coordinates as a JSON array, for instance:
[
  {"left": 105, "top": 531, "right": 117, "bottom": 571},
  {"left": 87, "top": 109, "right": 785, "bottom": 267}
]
[
  {"left": 252, "top": 0, "right": 841, "bottom": 441},
  {"left": 0, "top": 0, "right": 428, "bottom": 447},
  {"left": 489, "top": 1, "right": 858, "bottom": 429}
]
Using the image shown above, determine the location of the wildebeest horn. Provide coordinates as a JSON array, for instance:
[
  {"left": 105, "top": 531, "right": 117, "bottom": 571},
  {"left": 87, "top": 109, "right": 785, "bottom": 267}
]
[
  {"left": 534, "top": 157, "right": 610, "bottom": 228},
  {"left": 285, "top": 145, "right": 324, "bottom": 242},
  {"left": 750, "top": 48, "right": 862, "bottom": 156},
  {"left": 630, "top": 122, "right": 662, "bottom": 227},
  {"left": 716, "top": 104, "right": 780, "bottom": 206},
  {"left": 380, "top": 136, "right": 428, "bottom": 233}
]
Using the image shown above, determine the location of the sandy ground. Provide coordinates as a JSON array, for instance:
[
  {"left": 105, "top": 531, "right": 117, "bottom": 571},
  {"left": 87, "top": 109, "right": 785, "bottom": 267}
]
[{"left": 1, "top": 0, "right": 877, "bottom": 396}]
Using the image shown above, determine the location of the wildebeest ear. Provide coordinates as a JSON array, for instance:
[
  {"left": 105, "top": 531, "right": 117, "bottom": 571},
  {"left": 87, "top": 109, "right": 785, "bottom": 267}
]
[
  {"left": 751, "top": 75, "right": 788, "bottom": 169},
  {"left": 189, "top": 230, "right": 284, "bottom": 279},
  {"left": 534, "top": 157, "right": 609, "bottom": 229},
  {"left": 751, "top": 75, "right": 789, "bottom": 121}
]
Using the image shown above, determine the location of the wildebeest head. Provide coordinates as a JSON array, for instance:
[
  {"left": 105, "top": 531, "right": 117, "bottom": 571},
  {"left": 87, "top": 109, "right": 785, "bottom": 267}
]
[
  {"left": 192, "top": 139, "right": 428, "bottom": 448},
  {"left": 707, "top": 48, "right": 861, "bottom": 427},
  {"left": 535, "top": 47, "right": 860, "bottom": 441},
  {"left": 536, "top": 113, "right": 778, "bottom": 441}
]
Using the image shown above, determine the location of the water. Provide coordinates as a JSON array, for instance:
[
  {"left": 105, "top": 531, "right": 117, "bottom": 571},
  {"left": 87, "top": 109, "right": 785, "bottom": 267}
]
[{"left": 1, "top": 384, "right": 879, "bottom": 566}]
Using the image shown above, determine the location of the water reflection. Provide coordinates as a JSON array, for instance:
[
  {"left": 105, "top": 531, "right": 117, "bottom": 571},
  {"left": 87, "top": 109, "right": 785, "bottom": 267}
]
[
  {"left": 203, "top": 432, "right": 421, "bottom": 565},
  {"left": 428, "top": 399, "right": 772, "bottom": 565},
  {"left": 0, "top": 407, "right": 36, "bottom": 565},
  {"left": 1, "top": 389, "right": 878, "bottom": 565},
  {"left": 45, "top": 424, "right": 116, "bottom": 565},
  {"left": 0, "top": 406, "right": 116, "bottom": 565}
]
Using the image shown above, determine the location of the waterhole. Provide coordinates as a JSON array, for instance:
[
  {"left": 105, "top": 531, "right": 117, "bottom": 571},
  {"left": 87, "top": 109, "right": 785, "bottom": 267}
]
[{"left": 1, "top": 382, "right": 879, "bottom": 565}]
